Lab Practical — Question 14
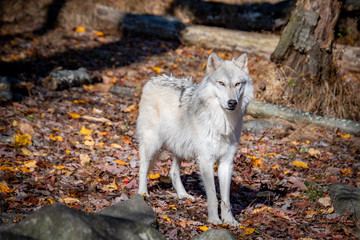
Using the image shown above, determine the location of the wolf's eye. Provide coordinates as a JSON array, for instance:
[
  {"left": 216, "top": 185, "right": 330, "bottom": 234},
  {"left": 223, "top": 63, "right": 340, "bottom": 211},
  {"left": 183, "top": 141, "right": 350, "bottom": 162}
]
[
  {"left": 218, "top": 81, "right": 225, "bottom": 86},
  {"left": 235, "top": 82, "right": 241, "bottom": 87}
]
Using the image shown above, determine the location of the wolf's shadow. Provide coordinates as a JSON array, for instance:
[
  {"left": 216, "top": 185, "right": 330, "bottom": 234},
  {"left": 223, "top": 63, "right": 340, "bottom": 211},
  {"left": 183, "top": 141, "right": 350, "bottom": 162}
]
[{"left": 150, "top": 171, "right": 287, "bottom": 216}]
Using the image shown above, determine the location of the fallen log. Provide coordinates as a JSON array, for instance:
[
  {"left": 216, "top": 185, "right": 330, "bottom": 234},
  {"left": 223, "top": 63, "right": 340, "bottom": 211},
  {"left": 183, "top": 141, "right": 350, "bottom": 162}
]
[
  {"left": 246, "top": 101, "right": 360, "bottom": 136},
  {"left": 59, "top": 4, "right": 360, "bottom": 72}
]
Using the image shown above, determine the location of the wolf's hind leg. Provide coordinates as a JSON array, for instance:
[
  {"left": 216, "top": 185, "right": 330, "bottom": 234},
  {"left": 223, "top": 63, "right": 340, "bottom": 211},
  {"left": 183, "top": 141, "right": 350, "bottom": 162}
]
[
  {"left": 138, "top": 134, "right": 161, "bottom": 196},
  {"left": 170, "top": 156, "right": 194, "bottom": 200}
]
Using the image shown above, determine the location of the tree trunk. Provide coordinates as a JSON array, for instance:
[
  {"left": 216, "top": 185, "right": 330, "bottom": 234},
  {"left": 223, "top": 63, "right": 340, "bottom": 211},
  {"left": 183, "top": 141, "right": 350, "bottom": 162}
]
[{"left": 271, "top": 0, "right": 343, "bottom": 83}]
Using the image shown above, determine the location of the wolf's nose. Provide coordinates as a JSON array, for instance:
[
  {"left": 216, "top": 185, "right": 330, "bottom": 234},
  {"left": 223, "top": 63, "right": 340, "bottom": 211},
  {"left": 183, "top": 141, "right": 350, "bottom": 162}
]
[{"left": 228, "top": 100, "right": 237, "bottom": 109}]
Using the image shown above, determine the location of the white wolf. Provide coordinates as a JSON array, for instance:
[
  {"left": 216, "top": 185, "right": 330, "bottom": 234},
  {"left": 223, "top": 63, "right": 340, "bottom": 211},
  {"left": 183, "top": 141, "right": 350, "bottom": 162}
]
[{"left": 137, "top": 52, "right": 254, "bottom": 226}]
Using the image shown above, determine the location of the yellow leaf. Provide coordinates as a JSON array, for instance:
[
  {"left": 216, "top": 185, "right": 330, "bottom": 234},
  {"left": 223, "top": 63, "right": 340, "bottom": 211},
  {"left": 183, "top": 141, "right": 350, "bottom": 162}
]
[
  {"left": 63, "top": 197, "right": 80, "bottom": 204},
  {"left": 65, "top": 149, "right": 71, "bottom": 154},
  {"left": 291, "top": 141, "right": 300, "bottom": 146},
  {"left": 24, "top": 160, "right": 37, "bottom": 172},
  {"left": 148, "top": 173, "right": 160, "bottom": 179},
  {"left": 245, "top": 155, "right": 257, "bottom": 160},
  {"left": 198, "top": 226, "right": 209, "bottom": 232},
  {"left": 74, "top": 100, "right": 86, "bottom": 104},
  {"left": 53, "top": 165, "right": 66, "bottom": 170},
  {"left": 243, "top": 227, "right": 255, "bottom": 235},
  {"left": 75, "top": 26, "right": 86, "bottom": 33},
  {"left": 0, "top": 181, "right": 12, "bottom": 193},
  {"left": 102, "top": 179, "right": 118, "bottom": 192},
  {"left": 96, "top": 142, "right": 105, "bottom": 148},
  {"left": 124, "top": 104, "right": 138, "bottom": 113},
  {"left": 121, "top": 135, "right": 132, "bottom": 144},
  {"left": 13, "top": 133, "right": 32, "bottom": 146},
  {"left": 94, "top": 31, "right": 104, "bottom": 37},
  {"left": 80, "top": 126, "right": 93, "bottom": 135},
  {"left": 152, "top": 66, "right": 162, "bottom": 74},
  {"left": 162, "top": 215, "right": 171, "bottom": 222},
  {"left": 49, "top": 134, "right": 64, "bottom": 141},
  {"left": 252, "top": 158, "right": 263, "bottom": 169},
  {"left": 337, "top": 132, "right": 351, "bottom": 139},
  {"left": 114, "top": 160, "right": 129, "bottom": 165},
  {"left": 67, "top": 112, "right": 81, "bottom": 119},
  {"left": 305, "top": 140, "right": 310, "bottom": 144},
  {"left": 48, "top": 198, "right": 55, "bottom": 204},
  {"left": 21, "top": 148, "right": 32, "bottom": 156},
  {"left": 110, "top": 143, "right": 122, "bottom": 149},
  {"left": 83, "top": 135, "right": 94, "bottom": 146},
  {"left": 340, "top": 168, "right": 351, "bottom": 176},
  {"left": 253, "top": 206, "right": 272, "bottom": 213},
  {"left": 292, "top": 161, "right": 309, "bottom": 169},
  {"left": 83, "top": 84, "right": 94, "bottom": 91},
  {"left": 0, "top": 166, "right": 16, "bottom": 172}
]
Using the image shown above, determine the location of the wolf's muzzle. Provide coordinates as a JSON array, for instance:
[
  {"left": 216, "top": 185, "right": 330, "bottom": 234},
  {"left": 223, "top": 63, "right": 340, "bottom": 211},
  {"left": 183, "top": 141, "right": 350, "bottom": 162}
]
[{"left": 227, "top": 100, "right": 237, "bottom": 110}]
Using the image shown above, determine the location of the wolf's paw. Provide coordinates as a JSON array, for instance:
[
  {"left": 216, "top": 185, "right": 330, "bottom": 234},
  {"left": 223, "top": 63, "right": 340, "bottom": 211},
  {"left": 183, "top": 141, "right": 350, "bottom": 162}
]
[
  {"left": 178, "top": 193, "right": 195, "bottom": 200},
  {"left": 138, "top": 190, "right": 149, "bottom": 197},
  {"left": 222, "top": 217, "right": 239, "bottom": 227},
  {"left": 208, "top": 217, "right": 222, "bottom": 225}
]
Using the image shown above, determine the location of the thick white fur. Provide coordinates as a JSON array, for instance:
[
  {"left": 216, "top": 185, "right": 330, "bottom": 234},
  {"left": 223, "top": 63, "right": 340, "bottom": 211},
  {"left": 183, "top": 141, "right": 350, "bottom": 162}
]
[{"left": 137, "top": 53, "right": 254, "bottom": 226}]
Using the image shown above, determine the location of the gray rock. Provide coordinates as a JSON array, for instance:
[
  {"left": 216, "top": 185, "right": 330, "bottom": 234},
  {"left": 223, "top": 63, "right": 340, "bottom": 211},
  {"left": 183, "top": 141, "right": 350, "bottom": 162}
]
[
  {"left": 192, "top": 229, "right": 237, "bottom": 240},
  {"left": 98, "top": 194, "right": 157, "bottom": 228},
  {"left": 329, "top": 183, "right": 360, "bottom": 217},
  {"left": 0, "top": 203, "right": 164, "bottom": 240},
  {"left": 0, "top": 76, "right": 13, "bottom": 101},
  {"left": 329, "top": 183, "right": 360, "bottom": 238},
  {"left": 110, "top": 85, "right": 134, "bottom": 98},
  {"left": 243, "top": 118, "right": 289, "bottom": 134}
]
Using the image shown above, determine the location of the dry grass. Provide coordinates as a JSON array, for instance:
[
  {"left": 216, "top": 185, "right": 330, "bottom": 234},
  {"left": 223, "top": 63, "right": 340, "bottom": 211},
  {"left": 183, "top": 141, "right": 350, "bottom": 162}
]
[{"left": 253, "top": 58, "right": 360, "bottom": 121}]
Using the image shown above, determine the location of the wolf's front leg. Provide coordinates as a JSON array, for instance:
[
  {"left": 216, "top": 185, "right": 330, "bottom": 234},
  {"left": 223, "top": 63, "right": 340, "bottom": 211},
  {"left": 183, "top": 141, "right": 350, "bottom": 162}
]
[
  {"left": 198, "top": 158, "right": 222, "bottom": 225},
  {"left": 218, "top": 157, "right": 239, "bottom": 226}
]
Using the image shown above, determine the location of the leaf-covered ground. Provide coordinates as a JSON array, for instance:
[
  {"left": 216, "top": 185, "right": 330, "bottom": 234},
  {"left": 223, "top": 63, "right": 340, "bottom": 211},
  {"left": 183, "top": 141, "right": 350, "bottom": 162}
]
[{"left": 0, "top": 28, "right": 359, "bottom": 239}]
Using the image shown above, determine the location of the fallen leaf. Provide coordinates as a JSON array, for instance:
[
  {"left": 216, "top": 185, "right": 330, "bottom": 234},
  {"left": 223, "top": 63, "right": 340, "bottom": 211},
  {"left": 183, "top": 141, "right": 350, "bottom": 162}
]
[
  {"left": 318, "top": 197, "right": 332, "bottom": 207},
  {"left": 0, "top": 181, "right": 12, "bottom": 193},
  {"left": 75, "top": 26, "right": 86, "bottom": 33},
  {"left": 308, "top": 148, "right": 321, "bottom": 157},
  {"left": 80, "top": 154, "right": 91, "bottom": 166},
  {"left": 292, "top": 160, "right": 309, "bottom": 169},
  {"left": 152, "top": 66, "right": 162, "bottom": 74},
  {"left": 289, "top": 176, "right": 308, "bottom": 191},
  {"left": 148, "top": 173, "right": 160, "bottom": 179},
  {"left": 198, "top": 226, "right": 209, "bottom": 232},
  {"left": 83, "top": 135, "right": 95, "bottom": 146},
  {"left": 19, "top": 123, "right": 35, "bottom": 135},
  {"left": 63, "top": 197, "right": 80, "bottom": 204},
  {"left": 124, "top": 104, "right": 138, "bottom": 113},
  {"left": 81, "top": 115, "right": 112, "bottom": 125},
  {"left": 13, "top": 133, "right": 32, "bottom": 146},
  {"left": 67, "top": 112, "right": 81, "bottom": 119},
  {"left": 110, "top": 143, "right": 122, "bottom": 149},
  {"left": 121, "top": 135, "right": 132, "bottom": 144},
  {"left": 114, "top": 160, "right": 129, "bottom": 165},
  {"left": 253, "top": 206, "right": 272, "bottom": 213},
  {"left": 49, "top": 134, "right": 63, "bottom": 141},
  {"left": 21, "top": 147, "right": 32, "bottom": 156},
  {"left": 80, "top": 126, "right": 93, "bottom": 135},
  {"left": 24, "top": 160, "right": 37, "bottom": 172},
  {"left": 102, "top": 178, "right": 118, "bottom": 192}
]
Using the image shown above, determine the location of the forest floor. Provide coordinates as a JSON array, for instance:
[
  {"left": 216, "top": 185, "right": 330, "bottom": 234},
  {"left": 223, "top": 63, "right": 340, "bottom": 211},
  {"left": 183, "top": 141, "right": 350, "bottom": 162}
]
[{"left": 0, "top": 27, "right": 359, "bottom": 239}]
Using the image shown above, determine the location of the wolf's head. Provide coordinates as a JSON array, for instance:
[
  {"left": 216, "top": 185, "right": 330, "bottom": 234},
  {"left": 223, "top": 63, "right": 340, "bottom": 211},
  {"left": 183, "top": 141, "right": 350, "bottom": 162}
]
[{"left": 204, "top": 52, "right": 254, "bottom": 114}]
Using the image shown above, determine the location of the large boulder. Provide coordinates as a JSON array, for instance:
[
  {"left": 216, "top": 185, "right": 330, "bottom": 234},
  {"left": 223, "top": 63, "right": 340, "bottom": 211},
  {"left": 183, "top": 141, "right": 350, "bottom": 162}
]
[{"left": 0, "top": 195, "right": 163, "bottom": 240}]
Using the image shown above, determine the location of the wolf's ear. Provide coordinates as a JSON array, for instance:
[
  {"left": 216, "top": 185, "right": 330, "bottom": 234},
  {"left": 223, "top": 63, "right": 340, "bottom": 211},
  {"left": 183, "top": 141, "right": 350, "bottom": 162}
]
[
  {"left": 234, "top": 53, "right": 248, "bottom": 73},
  {"left": 206, "top": 52, "right": 222, "bottom": 74}
]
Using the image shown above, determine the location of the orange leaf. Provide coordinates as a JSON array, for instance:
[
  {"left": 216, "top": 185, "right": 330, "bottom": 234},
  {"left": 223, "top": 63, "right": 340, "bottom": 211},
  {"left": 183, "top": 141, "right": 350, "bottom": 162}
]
[
  {"left": 121, "top": 135, "right": 131, "bottom": 144},
  {"left": 292, "top": 161, "right": 309, "bottom": 169},
  {"left": 75, "top": 26, "right": 86, "bottom": 33},
  {"left": 114, "top": 160, "right": 129, "bottom": 165},
  {"left": 67, "top": 112, "right": 81, "bottom": 119}
]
